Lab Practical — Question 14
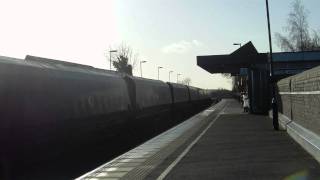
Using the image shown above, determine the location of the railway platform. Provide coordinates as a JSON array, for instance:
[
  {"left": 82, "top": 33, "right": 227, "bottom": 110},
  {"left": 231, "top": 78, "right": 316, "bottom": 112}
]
[{"left": 77, "top": 99, "right": 320, "bottom": 179}]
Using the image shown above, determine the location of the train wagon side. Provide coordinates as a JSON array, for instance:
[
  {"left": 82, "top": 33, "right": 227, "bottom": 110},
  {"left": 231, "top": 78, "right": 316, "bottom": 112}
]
[
  {"left": 167, "top": 82, "right": 192, "bottom": 123},
  {"left": 187, "top": 86, "right": 202, "bottom": 112},
  {"left": 128, "top": 77, "right": 172, "bottom": 136},
  {"left": 0, "top": 56, "right": 133, "bottom": 179},
  {"left": 198, "top": 89, "right": 213, "bottom": 109}
]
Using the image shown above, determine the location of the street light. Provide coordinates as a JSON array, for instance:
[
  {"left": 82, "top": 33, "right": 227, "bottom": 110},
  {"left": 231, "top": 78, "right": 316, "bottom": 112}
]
[
  {"left": 109, "top": 50, "right": 117, "bottom": 70},
  {"left": 140, "top": 60, "right": 147, "bottom": 77},
  {"left": 158, "top": 66, "right": 163, "bottom": 80},
  {"left": 169, "top": 71, "right": 173, "bottom": 82},
  {"left": 233, "top": 43, "right": 242, "bottom": 47},
  {"left": 177, "top": 73, "right": 181, "bottom": 83},
  {"left": 265, "top": 0, "right": 279, "bottom": 130}
]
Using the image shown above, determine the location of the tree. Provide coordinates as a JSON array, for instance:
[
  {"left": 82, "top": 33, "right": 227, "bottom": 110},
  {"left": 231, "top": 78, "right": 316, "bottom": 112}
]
[
  {"left": 232, "top": 76, "right": 239, "bottom": 92},
  {"left": 110, "top": 43, "right": 138, "bottom": 75},
  {"left": 221, "top": 73, "right": 231, "bottom": 78},
  {"left": 221, "top": 73, "right": 240, "bottom": 91},
  {"left": 181, "top": 77, "right": 191, "bottom": 86},
  {"left": 220, "top": 74, "right": 243, "bottom": 92},
  {"left": 275, "top": 0, "right": 320, "bottom": 51}
]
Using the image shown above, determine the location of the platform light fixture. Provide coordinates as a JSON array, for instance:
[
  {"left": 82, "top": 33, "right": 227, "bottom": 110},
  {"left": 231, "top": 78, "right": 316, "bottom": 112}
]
[
  {"left": 177, "top": 73, "right": 181, "bottom": 83},
  {"left": 140, "top": 60, "right": 147, "bottom": 77},
  {"left": 158, "top": 66, "right": 163, "bottom": 80},
  {"left": 265, "top": 0, "right": 279, "bottom": 130},
  {"left": 169, "top": 71, "right": 173, "bottom": 82},
  {"left": 233, "top": 43, "right": 242, "bottom": 47}
]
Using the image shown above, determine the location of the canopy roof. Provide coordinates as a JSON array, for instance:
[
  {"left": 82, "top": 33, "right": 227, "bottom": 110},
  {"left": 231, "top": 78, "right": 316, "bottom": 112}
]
[{"left": 197, "top": 42, "right": 267, "bottom": 74}]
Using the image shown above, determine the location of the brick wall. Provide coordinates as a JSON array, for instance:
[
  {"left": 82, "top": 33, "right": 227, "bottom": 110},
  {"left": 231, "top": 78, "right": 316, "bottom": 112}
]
[{"left": 276, "top": 65, "right": 320, "bottom": 135}]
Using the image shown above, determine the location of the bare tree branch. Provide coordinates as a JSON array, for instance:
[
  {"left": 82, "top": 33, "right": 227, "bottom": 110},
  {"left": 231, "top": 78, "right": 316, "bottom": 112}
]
[
  {"left": 275, "top": 0, "right": 320, "bottom": 52},
  {"left": 181, "top": 77, "right": 191, "bottom": 86},
  {"left": 275, "top": 33, "right": 295, "bottom": 52},
  {"left": 110, "top": 43, "right": 139, "bottom": 75},
  {"left": 221, "top": 73, "right": 232, "bottom": 79}
]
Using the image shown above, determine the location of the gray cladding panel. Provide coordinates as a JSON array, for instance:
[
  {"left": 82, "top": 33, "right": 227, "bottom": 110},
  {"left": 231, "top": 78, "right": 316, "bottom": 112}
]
[{"left": 277, "top": 65, "right": 320, "bottom": 136}]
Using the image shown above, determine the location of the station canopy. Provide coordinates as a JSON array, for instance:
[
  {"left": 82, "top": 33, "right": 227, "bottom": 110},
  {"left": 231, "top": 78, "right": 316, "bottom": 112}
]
[{"left": 197, "top": 41, "right": 267, "bottom": 75}]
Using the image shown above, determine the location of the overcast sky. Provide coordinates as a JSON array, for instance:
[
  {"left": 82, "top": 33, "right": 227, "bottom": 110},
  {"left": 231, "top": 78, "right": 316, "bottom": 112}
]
[{"left": 0, "top": 0, "right": 320, "bottom": 89}]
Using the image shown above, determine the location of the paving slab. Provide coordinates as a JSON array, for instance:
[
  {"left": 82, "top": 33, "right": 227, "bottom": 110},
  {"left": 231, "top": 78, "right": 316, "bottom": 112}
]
[{"left": 156, "top": 100, "right": 320, "bottom": 179}]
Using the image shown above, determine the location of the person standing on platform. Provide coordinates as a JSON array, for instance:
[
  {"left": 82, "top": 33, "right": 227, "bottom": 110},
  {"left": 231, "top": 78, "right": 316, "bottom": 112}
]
[{"left": 243, "top": 94, "right": 249, "bottom": 113}]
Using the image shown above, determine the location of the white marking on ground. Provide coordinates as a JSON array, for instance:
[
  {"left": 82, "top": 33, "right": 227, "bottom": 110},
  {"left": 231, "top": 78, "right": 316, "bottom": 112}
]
[{"left": 156, "top": 102, "right": 228, "bottom": 180}]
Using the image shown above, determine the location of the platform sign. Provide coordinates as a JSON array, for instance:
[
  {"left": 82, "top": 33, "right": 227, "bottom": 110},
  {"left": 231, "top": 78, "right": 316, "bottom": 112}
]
[{"left": 239, "top": 68, "right": 248, "bottom": 76}]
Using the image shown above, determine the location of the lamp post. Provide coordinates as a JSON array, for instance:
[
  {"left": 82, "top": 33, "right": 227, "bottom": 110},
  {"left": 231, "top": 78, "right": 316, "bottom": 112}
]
[
  {"left": 140, "top": 60, "right": 147, "bottom": 77},
  {"left": 265, "top": 0, "right": 279, "bottom": 130},
  {"left": 109, "top": 50, "right": 117, "bottom": 70},
  {"left": 177, "top": 73, "right": 181, "bottom": 83},
  {"left": 158, "top": 66, "right": 163, "bottom": 80},
  {"left": 233, "top": 43, "right": 242, "bottom": 47},
  {"left": 169, "top": 71, "right": 173, "bottom": 82}
]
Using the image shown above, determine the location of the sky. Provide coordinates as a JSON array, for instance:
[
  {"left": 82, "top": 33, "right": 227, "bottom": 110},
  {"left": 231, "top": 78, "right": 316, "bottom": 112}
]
[{"left": 0, "top": 0, "right": 320, "bottom": 89}]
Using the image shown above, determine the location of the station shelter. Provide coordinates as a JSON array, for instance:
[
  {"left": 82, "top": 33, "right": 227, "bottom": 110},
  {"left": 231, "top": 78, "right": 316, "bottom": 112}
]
[{"left": 197, "top": 41, "right": 320, "bottom": 114}]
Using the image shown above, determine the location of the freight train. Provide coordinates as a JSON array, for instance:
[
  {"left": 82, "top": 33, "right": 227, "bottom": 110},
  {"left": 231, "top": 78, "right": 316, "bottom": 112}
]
[{"left": 0, "top": 55, "right": 212, "bottom": 179}]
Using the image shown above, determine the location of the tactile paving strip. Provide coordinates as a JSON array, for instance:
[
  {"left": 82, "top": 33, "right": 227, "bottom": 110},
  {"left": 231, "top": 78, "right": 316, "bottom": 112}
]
[{"left": 76, "top": 100, "right": 226, "bottom": 180}]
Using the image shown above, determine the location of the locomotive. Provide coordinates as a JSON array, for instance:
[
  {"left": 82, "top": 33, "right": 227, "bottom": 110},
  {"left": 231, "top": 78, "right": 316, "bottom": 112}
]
[{"left": 0, "top": 55, "right": 212, "bottom": 179}]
